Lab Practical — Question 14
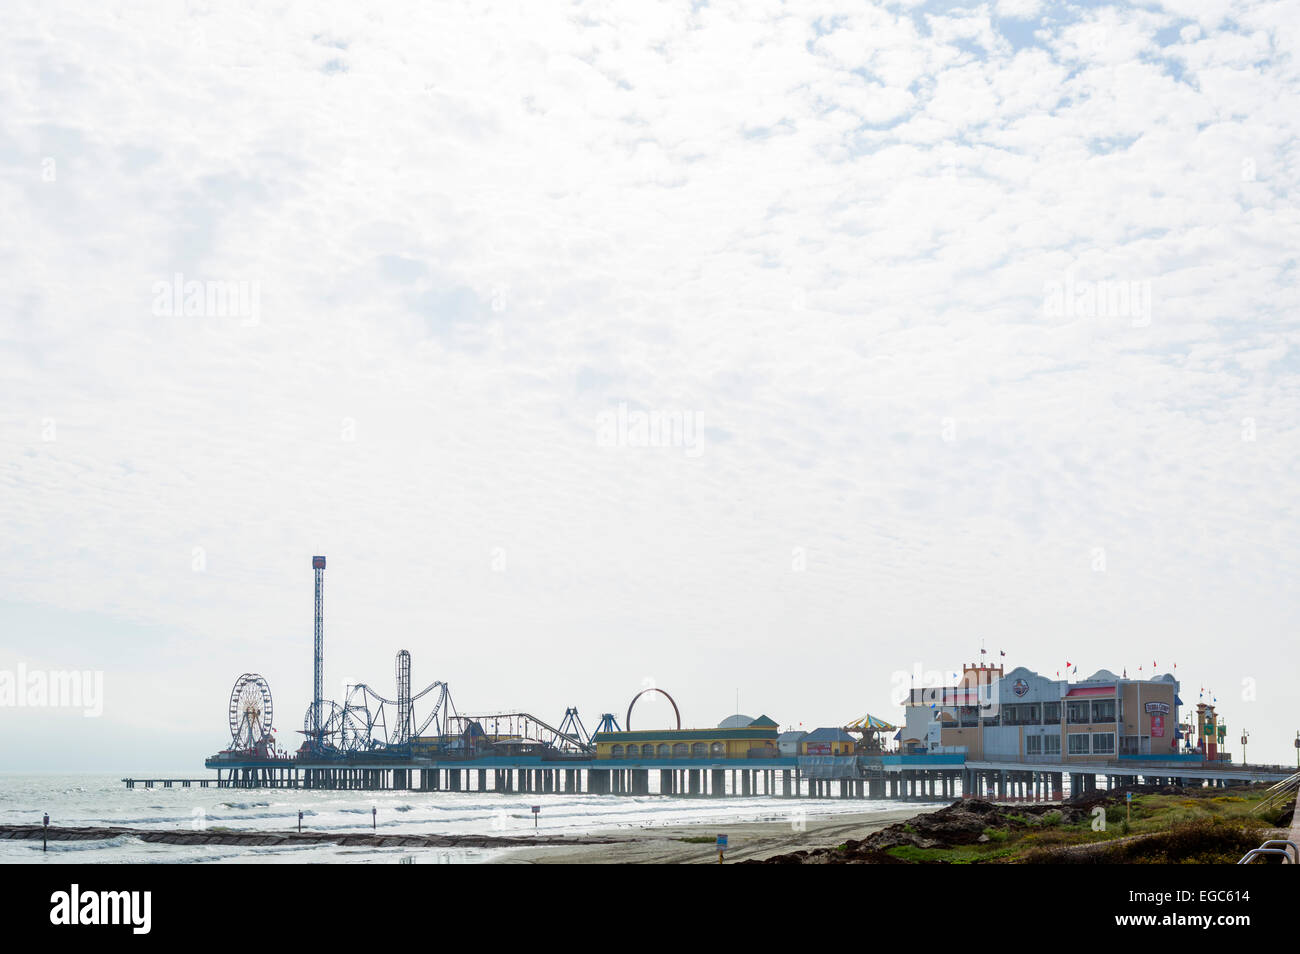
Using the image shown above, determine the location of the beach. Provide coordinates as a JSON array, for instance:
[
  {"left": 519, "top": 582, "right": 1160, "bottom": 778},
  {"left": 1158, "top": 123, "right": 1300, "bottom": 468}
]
[
  {"left": 0, "top": 773, "right": 947, "bottom": 864},
  {"left": 497, "top": 804, "right": 942, "bottom": 864}
]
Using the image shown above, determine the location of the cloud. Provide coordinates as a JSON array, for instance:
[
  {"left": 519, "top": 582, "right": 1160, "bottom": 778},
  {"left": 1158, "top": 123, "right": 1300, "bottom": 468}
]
[{"left": 0, "top": 0, "right": 1297, "bottom": 765}]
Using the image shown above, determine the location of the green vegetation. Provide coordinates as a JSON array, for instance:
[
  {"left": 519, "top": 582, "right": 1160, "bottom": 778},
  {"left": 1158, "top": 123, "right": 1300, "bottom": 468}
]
[
  {"left": 882, "top": 787, "right": 1275, "bottom": 864},
  {"left": 888, "top": 843, "right": 1017, "bottom": 863}
]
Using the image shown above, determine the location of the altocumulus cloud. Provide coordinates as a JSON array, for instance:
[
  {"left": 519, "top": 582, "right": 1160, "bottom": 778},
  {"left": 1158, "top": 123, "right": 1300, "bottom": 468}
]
[{"left": 0, "top": 0, "right": 1297, "bottom": 763}]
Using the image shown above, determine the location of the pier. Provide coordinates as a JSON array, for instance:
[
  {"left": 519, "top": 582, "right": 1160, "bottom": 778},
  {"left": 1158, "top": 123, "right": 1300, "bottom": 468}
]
[
  {"left": 176, "top": 561, "right": 1293, "bottom": 805},
  {"left": 121, "top": 753, "right": 1294, "bottom": 796}
]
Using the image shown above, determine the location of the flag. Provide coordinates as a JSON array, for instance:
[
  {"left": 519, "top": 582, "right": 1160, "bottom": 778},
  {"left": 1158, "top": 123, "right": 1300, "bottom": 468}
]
[{"left": 1000, "top": 650, "right": 1005, "bottom": 657}]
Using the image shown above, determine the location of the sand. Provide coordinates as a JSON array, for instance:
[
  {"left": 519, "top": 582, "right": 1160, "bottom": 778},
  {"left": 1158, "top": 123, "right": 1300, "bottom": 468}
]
[{"left": 495, "top": 804, "right": 943, "bottom": 864}]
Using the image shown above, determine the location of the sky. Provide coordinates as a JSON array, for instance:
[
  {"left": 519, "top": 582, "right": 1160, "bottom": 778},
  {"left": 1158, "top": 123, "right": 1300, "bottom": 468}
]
[{"left": 0, "top": 0, "right": 1297, "bottom": 771}]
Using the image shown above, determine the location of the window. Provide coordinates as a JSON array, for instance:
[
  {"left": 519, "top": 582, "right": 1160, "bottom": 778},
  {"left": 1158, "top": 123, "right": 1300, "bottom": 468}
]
[
  {"left": 672, "top": 742, "right": 689, "bottom": 758},
  {"left": 1092, "top": 733, "right": 1115, "bottom": 754},
  {"left": 1043, "top": 734, "right": 1061, "bottom": 755},
  {"left": 1068, "top": 734, "right": 1090, "bottom": 755},
  {"left": 691, "top": 742, "right": 708, "bottom": 758},
  {"left": 710, "top": 741, "right": 725, "bottom": 757},
  {"left": 1043, "top": 702, "right": 1061, "bottom": 723},
  {"left": 1091, "top": 700, "right": 1116, "bottom": 723},
  {"left": 1026, "top": 735, "right": 1042, "bottom": 755},
  {"left": 656, "top": 743, "right": 671, "bottom": 758},
  {"left": 1066, "top": 701, "right": 1091, "bottom": 724},
  {"left": 610, "top": 744, "right": 624, "bottom": 759},
  {"left": 1006, "top": 704, "right": 1042, "bottom": 726},
  {"left": 959, "top": 706, "right": 979, "bottom": 727}
]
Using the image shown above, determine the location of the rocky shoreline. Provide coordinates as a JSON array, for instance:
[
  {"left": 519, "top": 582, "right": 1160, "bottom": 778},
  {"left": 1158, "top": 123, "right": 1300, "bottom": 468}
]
[{"left": 0, "top": 824, "right": 621, "bottom": 850}]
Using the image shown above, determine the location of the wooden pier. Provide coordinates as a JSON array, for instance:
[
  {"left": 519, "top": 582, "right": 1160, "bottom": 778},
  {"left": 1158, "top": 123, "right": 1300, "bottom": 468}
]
[
  {"left": 122, "top": 778, "right": 218, "bottom": 789},
  {"left": 120, "top": 754, "right": 1292, "bottom": 797}
]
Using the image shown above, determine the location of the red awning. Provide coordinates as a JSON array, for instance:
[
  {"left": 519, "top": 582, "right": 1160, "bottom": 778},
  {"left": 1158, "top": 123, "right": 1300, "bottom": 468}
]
[{"left": 1065, "top": 686, "right": 1115, "bottom": 697}]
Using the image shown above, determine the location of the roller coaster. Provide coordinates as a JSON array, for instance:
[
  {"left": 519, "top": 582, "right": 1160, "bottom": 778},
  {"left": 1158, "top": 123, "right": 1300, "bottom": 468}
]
[
  {"left": 216, "top": 557, "right": 601, "bottom": 763},
  {"left": 295, "top": 649, "right": 460, "bottom": 758},
  {"left": 276, "top": 651, "right": 593, "bottom": 761}
]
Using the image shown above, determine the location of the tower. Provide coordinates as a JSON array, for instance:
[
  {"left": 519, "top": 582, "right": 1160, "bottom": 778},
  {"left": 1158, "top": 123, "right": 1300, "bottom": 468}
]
[
  {"left": 395, "top": 649, "right": 412, "bottom": 745},
  {"left": 312, "top": 555, "right": 326, "bottom": 749}
]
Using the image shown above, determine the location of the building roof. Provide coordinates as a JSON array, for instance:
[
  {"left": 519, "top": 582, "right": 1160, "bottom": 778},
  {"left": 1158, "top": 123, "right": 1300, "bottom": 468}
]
[
  {"left": 748, "top": 714, "right": 779, "bottom": 728},
  {"left": 804, "top": 727, "right": 855, "bottom": 743},
  {"left": 717, "top": 713, "right": 754, "bottom": 729},
  {"left": 777, "top": 730, "right": 808, "bottom": 742},
  {"left": 592, "top": 726, "right": 778, "bottom": 743},
  {"left": 1065, "top": 685, "right": 1115, "bottom": 697},
  {"left": 1082, "top": 669, "right": 1121, "bottom": 683}
]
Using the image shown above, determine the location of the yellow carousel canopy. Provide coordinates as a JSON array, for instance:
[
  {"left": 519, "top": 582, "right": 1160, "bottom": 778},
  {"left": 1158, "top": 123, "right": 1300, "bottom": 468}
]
[{"left": 844, "top": 714, "right": 898, "bottom": 732}]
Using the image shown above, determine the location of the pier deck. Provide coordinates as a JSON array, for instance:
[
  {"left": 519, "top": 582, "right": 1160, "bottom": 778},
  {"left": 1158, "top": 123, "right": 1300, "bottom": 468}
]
[{"left": 118, "top": 754, "right": 1294, "bottom": 798}]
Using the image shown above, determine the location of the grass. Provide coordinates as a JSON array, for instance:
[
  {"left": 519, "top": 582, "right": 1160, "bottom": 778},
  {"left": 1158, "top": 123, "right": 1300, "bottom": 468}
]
[
  {"left": 887, "top": 786, "right": 1276, "bottom": 864},
  {"left": 887, "top": 843, "right": 1018, "bottom": 864},
  {"left": 1022, "top": 815, "right": 1265, "bottom": 864}
]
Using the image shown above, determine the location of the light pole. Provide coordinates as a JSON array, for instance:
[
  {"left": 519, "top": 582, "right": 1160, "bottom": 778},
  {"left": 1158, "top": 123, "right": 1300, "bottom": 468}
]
[{"left": 1239, "top": 730, "right": 1248, "bottom": 766}]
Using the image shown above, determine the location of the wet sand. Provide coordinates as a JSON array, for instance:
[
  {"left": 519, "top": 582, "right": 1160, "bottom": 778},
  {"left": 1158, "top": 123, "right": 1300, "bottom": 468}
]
[
  {"left": 496, "top": 804, "right": 944, "bottom": 864},
  {"left": 0, "top": 824, "right": 618, "bottom": 850}
]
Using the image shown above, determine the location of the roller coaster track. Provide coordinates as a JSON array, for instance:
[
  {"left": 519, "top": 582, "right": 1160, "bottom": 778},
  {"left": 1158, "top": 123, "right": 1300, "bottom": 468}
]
[
  {"left": 447, "top": 710, "right": 592, "bottom": 755},
  {"left": 345, "top": 681, "right": 455, "bottom": 747}
]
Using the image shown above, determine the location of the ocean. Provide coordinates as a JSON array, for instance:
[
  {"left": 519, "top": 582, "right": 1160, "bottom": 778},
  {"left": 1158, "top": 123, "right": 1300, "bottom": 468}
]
[{"left": 0, "top": 773, "right": 913, "bottom": 864}]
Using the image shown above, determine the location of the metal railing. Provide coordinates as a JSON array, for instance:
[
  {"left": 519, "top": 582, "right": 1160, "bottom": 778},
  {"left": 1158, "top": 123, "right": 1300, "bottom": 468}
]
[
  {"left": 1252, "top": 770, "right": 1300, "bottom": 815},
  {"left": 968, "top": 754, "right": 1287, "bottom": 775},
  {"left": 1238, "top": 840, "right": 1298, "bottom": 864}
]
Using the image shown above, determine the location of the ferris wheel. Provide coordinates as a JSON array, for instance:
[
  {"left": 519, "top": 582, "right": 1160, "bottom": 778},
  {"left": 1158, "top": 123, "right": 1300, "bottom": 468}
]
[{"left": 228, "top": 673, "right": 274, "bottom": 750}]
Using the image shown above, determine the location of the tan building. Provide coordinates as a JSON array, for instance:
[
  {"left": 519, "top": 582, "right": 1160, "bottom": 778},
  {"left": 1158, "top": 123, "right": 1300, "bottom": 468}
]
[{"left": 901, "top": 664, "right": 1183, "bottom": 761}]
